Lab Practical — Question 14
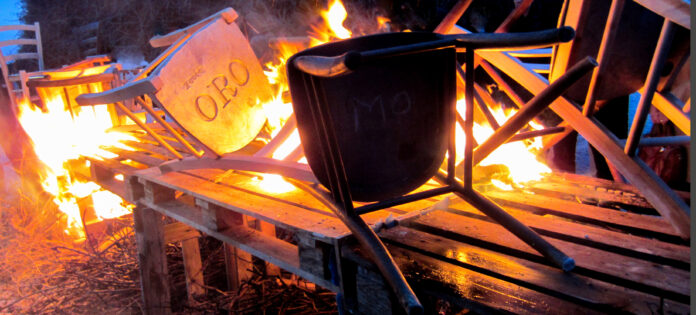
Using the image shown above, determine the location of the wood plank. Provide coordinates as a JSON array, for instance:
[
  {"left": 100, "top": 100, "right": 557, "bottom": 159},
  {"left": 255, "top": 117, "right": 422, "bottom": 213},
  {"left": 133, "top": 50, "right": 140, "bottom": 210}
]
[
  {"left": 449, "top": 200, "right": 689, "bottom": 265},
  {"left": 386, "top": 246, "right": 602, "bottom": 314},
  {"left": 544, "top": 172, "right": 645, "bottom": 196},
  {"left": 522, "top": 181, "right": 654, "bottom": 209},
  {"left": 136, "top": 167, "right": 431, "bottom": 242},
  {"left": 102, "top": 146, "right": 167, "bottom": 167},
  {"left": 181, "top": 238, "right": 205, "bottom": 300},
  {"left": 406, "top": 210, "right": 689, "bottom": 299},
  {"left": 133, "top": 206, "right": 171, "bottom": 314},
  {"left": 483, "top": 190, "right": 679, "bottom": 238},
  {"left": 650, "top": 90, "right": 690, "bottom": 136},
  {"left": 632, "top": 0, "right": 690, "bottom": 30},
  {"left": 138, "top": 197, "right": 339, "bottom": 292},
  {"left": 120, "top": 139, "right": 184, "bottom": 160},
  {"left": 163, "top": 222, "right": 200, "bottom": 243},
  {"left": 381, "top": 227, "right": 677, "bottom": 313},
  {"left": 187, "top": 168, "right": 438, "bottom": 237},
  {"left": 224, "top": 243, "right": 253, "bottom": 292},
  {"left": 449, "top": 26, "right": 691, "bottom": 238},
  {"left": 259, "top": 220, "right": 281, "bottom": 276}
]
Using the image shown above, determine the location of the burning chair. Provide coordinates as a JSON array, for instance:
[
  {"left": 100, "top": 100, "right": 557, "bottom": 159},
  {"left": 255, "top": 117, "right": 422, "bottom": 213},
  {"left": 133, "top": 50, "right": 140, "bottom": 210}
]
[
  {"left": 71, "top": 3, "right": 690, "bottom": 314},
  {"left": 0, "top": 22, "right": 44, "bottom": 109},
  {"left": 77, "top": 8, "right": 595, "bottom": 314}
]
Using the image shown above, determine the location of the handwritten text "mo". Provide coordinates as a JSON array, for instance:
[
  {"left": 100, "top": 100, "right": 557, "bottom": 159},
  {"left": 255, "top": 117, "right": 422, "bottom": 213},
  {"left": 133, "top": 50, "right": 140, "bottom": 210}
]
[
  {"left": 350, "top": 91, "right": 412, "bottom": 132},
  {"left": 194, "top": 60, "right": 250, "bottom": 121}
]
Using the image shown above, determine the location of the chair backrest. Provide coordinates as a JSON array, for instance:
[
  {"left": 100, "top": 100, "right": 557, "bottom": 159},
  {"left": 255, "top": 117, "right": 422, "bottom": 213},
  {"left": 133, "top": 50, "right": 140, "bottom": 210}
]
[
  {"left": 72, "top": 21, "right": 100, "bottom": 59},
  {"left": 76, "top": 8, "right": 273, "bottom": 158},
  {"left": 0, "top": 23, "right": 44, "bottom": 109},
  {"left": 148, "top": 12, "right": 272, "bottom": 156},
  {"left": 0, "top": 22, "right": 44, "bottom": 77}
]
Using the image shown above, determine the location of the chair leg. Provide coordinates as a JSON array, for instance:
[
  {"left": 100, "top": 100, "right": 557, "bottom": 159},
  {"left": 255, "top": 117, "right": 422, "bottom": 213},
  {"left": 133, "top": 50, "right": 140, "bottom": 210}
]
[{"left": 18, "top": 70, "right": 30, "bottom": 104}]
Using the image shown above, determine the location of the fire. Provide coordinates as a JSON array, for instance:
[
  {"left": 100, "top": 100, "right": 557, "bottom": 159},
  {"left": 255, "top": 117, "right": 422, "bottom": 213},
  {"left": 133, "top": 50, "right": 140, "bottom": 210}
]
[
  {"left": 16, "top": 89, "right": 135, "bottom": 238},
  {"left": 255, "top": 0, "right": 359, "bottom": 192},
  {"left": 322, "top": 0, "right": 351, "bottom": 39},
  {"left": 258, "top": 2, "right": 550, "bottom": 194},
  {"left": 309, "top": 0, "right": 353, "bottom": 46},
  {"left": 454, "top": 98, "right": 551, "bottom": 189}
]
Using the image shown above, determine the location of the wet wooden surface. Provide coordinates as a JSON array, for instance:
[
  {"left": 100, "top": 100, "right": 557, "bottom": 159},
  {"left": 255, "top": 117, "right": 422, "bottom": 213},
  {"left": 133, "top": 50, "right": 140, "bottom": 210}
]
[{"left": 81, "top": 125, "right": 690, "bottom": 314}]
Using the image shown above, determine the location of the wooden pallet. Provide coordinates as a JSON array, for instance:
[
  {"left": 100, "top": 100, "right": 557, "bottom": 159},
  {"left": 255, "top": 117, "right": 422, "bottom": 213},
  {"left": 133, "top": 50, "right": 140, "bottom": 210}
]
[{"left": 79, "top": 126, "right": 689, "bottom": 314}]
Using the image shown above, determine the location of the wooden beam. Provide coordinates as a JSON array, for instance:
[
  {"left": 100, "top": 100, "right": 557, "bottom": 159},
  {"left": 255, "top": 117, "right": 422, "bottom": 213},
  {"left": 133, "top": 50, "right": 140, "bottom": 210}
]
[
  {"left": 133, "top": 206, "right": 171, "bottom": 314},
  {"left": 259, "top": 220, "right": 281, "bottom": 276},
  {"left": 650, "top": 90, "right": 690, "bottom": 136},
  {"left": 581, "top": 0, "right": 625, "bottom": 117},
  {"left": 181, "top": 238, "right": 205, "bottom": 300},
  {"left": 224, "top": 243, "right": 253, "bottom": 292},
  {"left": 625, "top": 21, "right": 676, "bottom": 155},
  {"left": 433, "top": 0, "right": 474, "bottom": 34},
  {"left": 495, "top": 0, "right": 534, "bottom": 33},
  {"left": 632, "top": 0, "right": 690, "bottom": 30},
  {"left": 448, "top": 26, "right": 690, "bottom": 238}
]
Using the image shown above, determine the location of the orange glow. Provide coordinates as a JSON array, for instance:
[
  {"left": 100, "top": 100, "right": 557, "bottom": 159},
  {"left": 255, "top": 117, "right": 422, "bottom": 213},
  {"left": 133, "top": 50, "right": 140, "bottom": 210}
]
[
  {"left": 252, "top": 174, "right": 296, "bottom": 194},
  {"left": 310, "top": 0, "right": 352, "bottom": 46},
  {"left": 377, "top": 16, "right": 391, "bottom": 30},
  {"left": 91, "top": 190, "right": 134, "bottom": 220},
  {"left": 454, "top": 98, "right": 551, "bottom": 186},
  {"left": 272, "top": 130, "right": 302, "bottom": 160},
  {"left": 41, "top": 65, "right": 113, "bottom": 80},
  {"left": 322, "top": 0, "right": 352, "bottom": 39},
  {"left": 16, "top": 81, "right": 136, "bottom": 237}
]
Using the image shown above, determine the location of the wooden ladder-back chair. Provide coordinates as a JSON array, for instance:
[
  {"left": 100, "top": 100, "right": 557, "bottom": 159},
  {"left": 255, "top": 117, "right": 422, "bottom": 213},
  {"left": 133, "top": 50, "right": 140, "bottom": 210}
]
[
  {"left": 76, "top": 8, "right": 274, "bottom": 160},
  {"left": 72, "top": 21, "right": 100, "bottom": 59},
  {"left": 434, "top": 0, "right": 689, "bottom": 240},
  {"left": 0, "top": 22, "right": 44, "bottom": 110}
]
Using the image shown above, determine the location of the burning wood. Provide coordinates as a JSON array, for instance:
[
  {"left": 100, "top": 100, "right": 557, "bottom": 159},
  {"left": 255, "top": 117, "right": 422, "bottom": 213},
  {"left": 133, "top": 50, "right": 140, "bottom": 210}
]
[{"left": 1, "top": 0, "right": 688, "bottom": 313}]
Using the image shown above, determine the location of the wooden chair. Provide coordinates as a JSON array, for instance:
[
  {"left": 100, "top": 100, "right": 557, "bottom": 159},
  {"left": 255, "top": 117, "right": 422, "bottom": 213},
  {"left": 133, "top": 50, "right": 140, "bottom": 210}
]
[
  {"left": 76, "top": 8, "right": 273, "bottom": 159},
  {"left": 0, "top": 22, "right": 44, "bottom": 110},
  {"left": 72, "top": 21, "right": 100, "bottom": 59}
]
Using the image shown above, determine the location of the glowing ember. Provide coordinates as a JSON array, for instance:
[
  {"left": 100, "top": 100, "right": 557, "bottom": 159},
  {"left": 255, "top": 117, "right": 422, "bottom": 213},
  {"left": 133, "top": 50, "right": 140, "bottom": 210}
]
[
  {"left": 252, "top": 174, "right": 296, "bottom": 194},
  {"left": 17, "top": 89, "right": 136, "bottom": 237},
  {"left": 272, "top": 130, "right": 302, "bottom": 161},
  {"left": 91, "top": 190, "right": 134, "bottom": 220},
  {"left": 453, "top": 98, "right": 551, "bottom": 186}
]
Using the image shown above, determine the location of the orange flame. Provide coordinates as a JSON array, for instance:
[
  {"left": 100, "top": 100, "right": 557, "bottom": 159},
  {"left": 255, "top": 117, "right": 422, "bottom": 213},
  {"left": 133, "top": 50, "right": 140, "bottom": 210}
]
[
  {"left": 454, "top": 98, "right": 551, "bottom": 189},
  {"left": 16, "top": 84, "right": 136, "bottom": 238}
]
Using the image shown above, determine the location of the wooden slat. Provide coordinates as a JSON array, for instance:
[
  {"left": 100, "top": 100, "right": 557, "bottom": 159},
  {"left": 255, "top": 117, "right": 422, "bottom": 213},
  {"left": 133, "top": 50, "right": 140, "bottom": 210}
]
[
  {"left": 0, "top": 38, "right": 38, "bottom": 48},
  {"left": 102, "top": 146, "right": 167, "bottom": 167},
  {"left": 139, "top": 197, "right": 339, "bottom": 292},
  {"left": 449, "top": 26, "right": 691, "bottom": 238},
  {"left": 632, "top": 0, "right": 690, "bottom": 30},
  {"left": 119, "top": 140, "right": 179, "bottom": 161},
  {"left": 483, "top": 190, "right": 679, "bottom": 238},
  {"left": 0, "top": 24, "right": 39, "bottom": 32},
  {"left": 650, "top": 90, "right": 690, "bottom": 136},
  {"left": 407, "top": 210, "right": 689, "bottom": 299},
  {"left": 73, "top": 22, "right": 99, "bottom": 34},
  {"left": 135, "top": 168, "right": 347, "bottom": 241},
  {"left": 149, "top": 8, "right": 238, "bottom": 48},
  {"left": 449, "top": 201, "right": 689, "bottom": 265},
  {"left": 4, "top": 52, "right": 40, "bottom": 63},
  {"left": 181, "top": 238, "right": 205, "bottom": 299},
  {"left": 523, "top": 181, "right": 654, "bottom": 209},
  {"left": 382, "top": 227, "right": 680, "bottom": 313},
  {"left": 507, "top": 47, "right": 553, "bottom": 58},
  {"left": 163, "top": 221, "right": 200, "bottom": 243},
  {"left": 520, "top": 62, "right": 550, "bottom": 74},
  {"left": 385, "top": 246, "right": 603, "bottom": 314},
  {"left": 133, "top": 207, "right": 171, "bottom": 315},
  {"left": 87, "top": 156, "right": 141, "bottom": 174}
]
